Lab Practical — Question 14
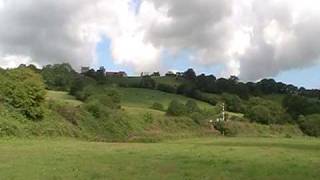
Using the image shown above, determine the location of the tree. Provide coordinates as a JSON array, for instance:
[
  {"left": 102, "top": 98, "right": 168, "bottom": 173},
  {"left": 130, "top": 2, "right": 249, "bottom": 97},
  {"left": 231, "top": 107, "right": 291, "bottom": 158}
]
[
  {"left": 283, "top": 95, "right": 320, "bottom": 120},
  {"left": 183, "top": 68, "right": 196, "bottom": 81},
  {"left": 41, "top": 63, "right": 77, "bottom": 91},
  {"left": 196, "top": 74, "right": 216, "bottom": 92},
  {"left": 229, "top": 75, "right": 239, "bottom": 83}
]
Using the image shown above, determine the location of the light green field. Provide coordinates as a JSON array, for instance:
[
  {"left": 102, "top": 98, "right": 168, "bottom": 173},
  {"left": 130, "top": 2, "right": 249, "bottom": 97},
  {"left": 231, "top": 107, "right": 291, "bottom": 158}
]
[
  {"left": 46, "top": 90, "right": 82, "bottom": 106},
  {"left": 117, "top": 87, "right": 215, "bottom": 110},
  {"left": 0, "top": 137, "right": 319, "bottom": 180}
]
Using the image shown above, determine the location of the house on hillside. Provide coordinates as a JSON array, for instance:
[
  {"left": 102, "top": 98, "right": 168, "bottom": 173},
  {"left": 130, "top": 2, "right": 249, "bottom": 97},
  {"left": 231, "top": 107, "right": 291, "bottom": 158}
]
[
  {"left": 106, "top": 71, "right": 127, "bottom": 77},
  {"left": 81, "top": 67, "right": 90, "bottom": 74}
]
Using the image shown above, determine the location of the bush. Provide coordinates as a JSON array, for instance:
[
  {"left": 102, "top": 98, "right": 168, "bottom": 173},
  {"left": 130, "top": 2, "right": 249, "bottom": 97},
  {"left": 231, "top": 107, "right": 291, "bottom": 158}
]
[
  {"left": 283, "top": 95, "right": 320, "bottom": 120},
  {"left": 140, "top": 76, "right": 156, "bottom": 89},
  {"left": 177, "top": 83, "right": 197, "bottom": 97},
  {"left": 298, "top": 114, "right": 320, "bottom": 137},
  {"left": 185, "top": 100, "right": 200, "bottom": 113},
  {"left": 222, "top": 93, "right": 246, "bottom": 113},
  {"left": 167, "top": 100, "right": 187, "bottom": 116},
  {"left": 70, "top": 76, "right": 96, "bottom": 98},
  {"left": 245, "top": 105, "right": 273, "bottom": 125},
  {"left": 84, "top": 100, "right": 110, "bottom": 118},
  {"left": 151, "top": 102, "right": 164, "bottom": 111},
  {"left": 245, "top": 97, "right": 292, "bottom": 125},
  {"left": 0, "top": 68, "right": 46, "bottom": 120},
  {"left": 157, "top": 83, "right": 177, "bottom": 94}
]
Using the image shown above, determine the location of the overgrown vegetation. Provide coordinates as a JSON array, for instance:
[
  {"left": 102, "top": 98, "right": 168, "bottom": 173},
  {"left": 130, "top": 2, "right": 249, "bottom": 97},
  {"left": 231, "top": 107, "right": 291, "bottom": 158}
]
[{"left": 0, "top": 63, "right": 319, "bottom": 139}]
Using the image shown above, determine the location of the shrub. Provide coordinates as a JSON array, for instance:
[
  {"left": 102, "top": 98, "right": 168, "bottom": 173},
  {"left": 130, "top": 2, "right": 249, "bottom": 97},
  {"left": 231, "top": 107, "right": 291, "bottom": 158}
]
[
  {"left": 167, "top": 100, "right": 187, "bottom": 116},
  {"left": 245, "top": 97, "right": 292, "bottom": 125},
  {"left": 151, "top": 102, "right": 164, "bottom": 111},
  {"left": 177, "top": 83, "right": 197, "bottom": 97},
  {"left": 140, "top": 76, "right": 156, "bottom": 89},
  {"left": 245, "top": 105, "right": 273, "bottom": 125},
  {"left": 48, "top": 101, "right": 80, "bottom": 126},
  {"left": 222, "top": 93, "right": 246, "bottom": 113},
  {"left": 298, "top": 114, "right": 320, "bottom": 137},
  {"left": 157, "top": 83, "right": 177, "bottom": 94},
  {"left": 84, "top": 100, "right": 109, "bottom": 118},
  {"left": 0, "top": 68, "right": 46, "bottom": 120},
  {"left": 185, "top": 100, "right": 200, "bottom": 113}
]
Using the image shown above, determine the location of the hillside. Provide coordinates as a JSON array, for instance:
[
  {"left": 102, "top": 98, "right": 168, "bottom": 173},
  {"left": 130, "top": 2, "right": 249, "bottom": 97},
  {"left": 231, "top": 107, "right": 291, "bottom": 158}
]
[{"left": 116, "top": 87, "right": 214, "bottom": 109}]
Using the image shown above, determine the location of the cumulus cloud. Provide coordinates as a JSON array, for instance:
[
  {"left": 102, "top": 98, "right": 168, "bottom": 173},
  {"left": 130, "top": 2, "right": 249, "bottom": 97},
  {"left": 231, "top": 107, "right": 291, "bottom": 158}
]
[{"left": 0, "top": 0, "right": 319, "bottom": 80}]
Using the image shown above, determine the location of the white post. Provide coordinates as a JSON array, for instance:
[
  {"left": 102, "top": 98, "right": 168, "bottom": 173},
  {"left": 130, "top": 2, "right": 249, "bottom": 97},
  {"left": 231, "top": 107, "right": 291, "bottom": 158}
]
[{"left": 222, "top": 103, "right": 225, "bottom": 122}]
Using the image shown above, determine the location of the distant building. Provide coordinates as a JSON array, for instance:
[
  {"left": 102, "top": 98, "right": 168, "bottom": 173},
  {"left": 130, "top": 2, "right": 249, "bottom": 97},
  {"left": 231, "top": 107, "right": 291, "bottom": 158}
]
[
  {"left": 81, "top": 67, "right": 90, "bottom": 74},
  {"left": 106, "top": 71, "right": 127, "bottom": 77}
]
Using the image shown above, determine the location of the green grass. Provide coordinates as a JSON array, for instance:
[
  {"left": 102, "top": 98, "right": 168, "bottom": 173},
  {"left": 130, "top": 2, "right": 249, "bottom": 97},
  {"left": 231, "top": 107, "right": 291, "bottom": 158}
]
[
  {"left": 46, "top": 90, "right": 82, "bottom": 106},
  {"left": 117, "top": 87, "right": 215, "bottom": 110},
  {"left": 0, "top": 137, "right": 319, "bottom": 180}
]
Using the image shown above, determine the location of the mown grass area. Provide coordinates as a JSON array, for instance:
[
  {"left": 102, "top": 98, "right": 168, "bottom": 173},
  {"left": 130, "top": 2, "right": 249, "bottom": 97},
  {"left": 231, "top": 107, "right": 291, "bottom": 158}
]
[
  {"left": 0, "top": 137, "right": 319, "bottom": 180},
  {"left": 117, "top": 87, "right": 215, "bottom": 110},
  {"left": 46, "top": 90, "right": 82, "bottom": 106}
]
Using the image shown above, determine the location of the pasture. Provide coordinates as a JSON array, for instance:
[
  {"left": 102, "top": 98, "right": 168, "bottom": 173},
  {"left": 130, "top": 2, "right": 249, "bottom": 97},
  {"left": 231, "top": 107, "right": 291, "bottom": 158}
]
[{"left": 0, "top": 137, "right": 319, "bottom": 180}]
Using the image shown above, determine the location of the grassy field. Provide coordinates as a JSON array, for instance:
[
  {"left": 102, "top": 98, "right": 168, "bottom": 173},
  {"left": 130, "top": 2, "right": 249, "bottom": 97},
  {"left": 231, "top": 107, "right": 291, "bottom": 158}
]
[
  {"left": 0, "top": 137, "right": 319, "bottom": 180},
  {"left": 117, "top": 87, "right": 215, "bottom": 110},
  {"left": 46, "top": 90, "right": 82, "bottom": 106}
]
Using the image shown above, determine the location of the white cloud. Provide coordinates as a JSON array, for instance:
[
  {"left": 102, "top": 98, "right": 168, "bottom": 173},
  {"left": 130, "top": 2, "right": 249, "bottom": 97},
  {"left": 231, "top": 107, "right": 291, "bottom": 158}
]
[
  {"left": 0, "top": 55, "right": 35, "bottom": 69},
  {"left": 0, "top": 0, "right": 319, "bottom": 80}
]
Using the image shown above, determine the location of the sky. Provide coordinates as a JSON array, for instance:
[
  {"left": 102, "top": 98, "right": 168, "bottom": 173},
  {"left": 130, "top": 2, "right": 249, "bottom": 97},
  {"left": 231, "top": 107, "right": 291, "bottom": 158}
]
[{"left": 0, "top": 0, "right": 319, "bottom": 89}]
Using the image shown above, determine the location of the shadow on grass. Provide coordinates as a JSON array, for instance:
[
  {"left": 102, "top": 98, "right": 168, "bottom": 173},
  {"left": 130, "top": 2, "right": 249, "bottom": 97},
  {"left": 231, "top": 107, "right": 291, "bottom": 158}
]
[{"left": 200, "top": 141, "right": 320, "bottom": 151}]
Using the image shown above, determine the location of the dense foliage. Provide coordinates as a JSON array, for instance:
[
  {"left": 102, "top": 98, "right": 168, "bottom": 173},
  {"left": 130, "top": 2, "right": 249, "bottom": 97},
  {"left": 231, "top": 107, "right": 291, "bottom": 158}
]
[
  {"left": 245, "top": 98, "right": 291, "bottom": 125},
  {"left": 1, "top": 63, "right": 318, "bottom": 139},
  {"left": 42, "top": 63, "right": 77, "bottom": 91},
  {"left": 283, "top": 95, "right": 320, "bottom": 119},
  {"left": 298, "top": 114, "right": 320, "bottom": 137},
  {"left": 0, "top": 68, "right": 46, "bottom": 120}
]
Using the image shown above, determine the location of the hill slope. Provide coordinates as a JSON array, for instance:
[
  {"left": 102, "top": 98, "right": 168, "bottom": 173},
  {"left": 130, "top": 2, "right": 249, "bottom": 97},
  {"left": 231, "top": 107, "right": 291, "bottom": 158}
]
[{"left": 116, "top": 87, "right": 215, "bottom": 109}]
